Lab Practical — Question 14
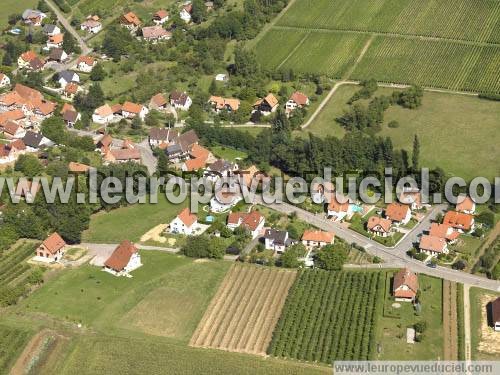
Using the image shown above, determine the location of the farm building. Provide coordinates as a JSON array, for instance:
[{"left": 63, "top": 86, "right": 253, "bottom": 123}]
[
  {"left": 392, "top": 268, "right": 419, "bottom": 302},
  {"left": 104, "top": 240, "right": 142, "bottom": 276},
  {"left": 34, "top": 232, "right": 66, "bottom": 263}
]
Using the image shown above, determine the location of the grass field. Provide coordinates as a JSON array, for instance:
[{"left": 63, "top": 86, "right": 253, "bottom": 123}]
[
  {"left": 469, "top": 287, "right": 500, "bottom": 360},
  {"left": 0, "top": 0, "right": 37, "bottom": 28},
  {"left": 277, "top": 0, "right": 500, "bottom": 44},
  {"left": 210, "top": 145, "right": 248, "bottom": 162},
  {"left": 191, "top": 263, "right": 297, "bottom": 355},
  {"left": 305, "top": 85, "right": 500, "bottom": 181},
  {"left": 269, "top": 270, "right": 383, "bottom": 363},
  {"left": 0, "top": 325, "right": 33, "bottom": 374},
  {"left": 376, "top": 273, "right": 443, "bottom": 360},
  {"left": 82, "top": 194, "right": 187, "bottom": 243}
]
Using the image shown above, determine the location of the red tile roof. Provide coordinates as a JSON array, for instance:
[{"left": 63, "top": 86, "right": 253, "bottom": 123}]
[
  {"left": 385, "top": 203, "right": 410, "bottom": 222},
  {"left": 429, "top": 223, "right": 459, "bottom": 241},
  {"left": 289, "top": 91, "right": 308, "bottom": 106},
  {"left": 328, "top": 194, "right": 349, "bottom": 213},
  {"left": 68, "top": 162, "right": 90, "bottom": 173},
  {"left": 121, "top": 12, "right": 141, "bottom": 26},
  {"left": 241, "top": 211, "right": 264, "bottom": 231},
  {"left": 122, "top": 101, "right": 143, "bottom": 114},
  {"left": 301, "top": 230, "right": 335, "bottom": 243},
  {"left": 20, "top": 51, "right": 37, "bottom": 62},
  {"left": 184, "top": 157, "right": 206, "bottom": 171},
  {"left": 419, "top": 235, "right": 447, "bottom": 253},
  {"left": 456, "top": 196, "right": 475, "bottom": 213},
  {"left": 42, "top": 232, "right": 66, "bottom": 254},
  {"left": 367, "top": 216, "right": 392, "bottom": 233},
  {"left": 177, "top": 207, "right": 197, "bottom": 227},
  {"left": 393, "top": 268, "right": 418, "bottom": 298},
  {"left": 443, "top": 211, "right": 474, "bottom": 231},
  {"left": 77, "top": 55, "right": 96, "bottom": 66},
  {"left": 104, "top": 240, "right": 138, "bottom": 271}
]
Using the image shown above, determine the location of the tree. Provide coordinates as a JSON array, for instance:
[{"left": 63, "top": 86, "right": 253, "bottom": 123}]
[
  {"left": 314, "top": 243, "right": 348, "bottom": 270},
  {"left": 62, "top": 33, "right": 81, "bottom": 54},
  {"left": 234, "top": 47, "right": 260, "bottom": 77},
  {"left": 181, "top": 235, "right": 224, "bottom": 259},
  {"left": 281, "top": 243, "right": 305, "bottom": 268},
  {"left": 89, "top": 63, "right": 106, "bottom": 81},
  {"left": 131, "top": 116, "right": 142, "bottom": 130},
  {"left": 14, "top": 154, "right": 43, "bottom": 177},
  {"left": 412, "top": 134, "right": 420, "bottom": 171},
  {"left": 192, "top": 0, "right": 208, "bottom": 24},
  {"left": 41, "top": 116, "right": 66, "bottom": 144}
]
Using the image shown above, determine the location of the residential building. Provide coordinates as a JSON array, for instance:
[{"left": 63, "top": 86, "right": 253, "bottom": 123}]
[
  {"left": 215, "top": 73, "right": 227, "bottom": 82},
  {"left": 2, "top": 121, "right": 26, "bottom": 139},
  {"left": 490, "top": 297, "right": 500, "bottom": 332},
  {"left": 92, "top": 104, "right": 115, "bottom": 124},
  {"left": 429, "top": 223, "right": 460, "bottom": 243},
  {"left": 205, "top": 159, "right": 239, "bottom": 182},
  {"left": 48, "top": 48, "right": 68, "bottom": 63},
  {"left": 208, "top": 96, "right": 240, "bottom": 112},
  {"left": 104, "top": 147, "right": 141, "bottom": 164},
  {"left": 120, "top": 12, "right": 141, "bottom": 31},
  {"left": 0, "top": 73, "right": 10, "bottom": 88},
  {"left": 254, "top": 93, "right": 279, "bottom": 114},
  {"left": 419, "top": 235, "right": 448, "bottom": 256},
  {"left": 149, "top": 93, "right": 168, "bottom": 110},
  {"left": 17, "top": 51, "right": 39, "bottom": 69},
  {"left": 301, "top": 230, "right": 335, "bottom": 250},
  {"left": 286, "top": 91, "right": 309, "bottom": 113},
  {"left": 81, "top": 17, "right": 102, "bottom": 34},
  {"left": 456, "top": 196, "right": 476, "bottom": 214},
  {"left": 170, "top": 91, "right": 192, "bottom": 111},
  {"left": 227, "top": 211, "right": 265, "bottom": 239},
  {"left": 23, "top": 131, "right": 53, "bottom": 150},
  {"left": 0, "top": 139, "right": 26, "bottom": 164},
  {"left": 68, "top": 161, "right": 91, "bottom": 173},
  {"left": 104, "top": 240, "right": 142, "bottom": 276},
  {"left": 180, "top": 3, "right": 193, "bottom": 23},
  {"left": 148, "top": 127, "right": 178, "bottom": 147},
  {"left": 367, "top": 216, "right": 392, "bottom": 237},
  {"left": 398, "top": 189, "right": 423, "bottom": 210},
  {"left": 142, "top": 26, "right": 172, "bottom": 42},
  {"left": 62, "top": 82, "right": 80, "bottom": 101},
  {"left": 153, "top": 10, "right": 169, "bottom": 25},
  {"left": 170, "top": 208, "right": 198, "bottom": 235},
  {"left": 121, "top": 101, "right": 149, "bottom": 120},
  {"left": 43, "top": 24, "right": 61, "bottom": 36},
  {"left": 22, "top": 9, "right": 47, "bottom": 26},
  {"left": 327, "top": 193, "right": 351, "bottom": 221},
  {"left": 57, "top": 70, "right": 80, "bottom": 88},
  {"left": 443, "top": 211, "right": 475, "bottom": 233},
  {"left": 47, "top": 33, "right": 64, "bottom": 49},
  {"left": 385, "top": 203, "right": 412, "bottom": 226},
  {"left": 34, "top": 232, "right": 66, "bottom": 263},
  {"left": 210, "top": 191, "right": 242, "bottom": 213},
  {"left": 62, "top": 108, "right": 81, "bottom": 127},
  {"left": 311, "top": 181, "right": 334, "bottom": 204},
  {"left": 76, "top": 55, "right": 97, "bottom": 72},
  {"left": 393, "top": 268, "right": 419, "bottom": 302},
  {"left": 264, "top": 229, "right": 293, "bottom": 254}
]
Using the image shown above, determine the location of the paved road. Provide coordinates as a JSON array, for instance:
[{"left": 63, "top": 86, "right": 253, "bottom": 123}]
[{"left": 257, "top": 199, "right": 500, "bottom": 292}]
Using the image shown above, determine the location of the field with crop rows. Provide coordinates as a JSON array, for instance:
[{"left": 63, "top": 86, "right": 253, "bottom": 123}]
[
  {"left": 190, "top": 263, "right": 297, "bottom": 355},
  {"left": 351, "top": 36, "right": 500, "bottom": 93},
  {"left": 268, "top": 270, "right": 383, "bottom": 363},
  {"left": 256, "top": 29, "right": 368, "bottom": 77},
  {"left": 0, "top": 325, "right": 33, "bottom": 373},
  {"left": 277, "top": 0, "right": 500, "bottom": 44},
  {"left": 443, "top": 280, "right": 459, "bottom": 360},
  {"left": 0, "top": 241, "right": 43, "bottom": 307}
]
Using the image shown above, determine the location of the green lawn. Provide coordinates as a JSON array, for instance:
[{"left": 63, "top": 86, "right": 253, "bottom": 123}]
[
  {"left": 1, "top": 0, "right": 37, "bottom": 28},
  {"left": 305, "top": 85, "right": 500, "bottom": 181},
  {"left": 376, "top": 273, "right": 443, "bottom": 360},
  {"left": 469, "top": 287, "right": 500, "bottom": 360},
  {"left": 82, "top": 195, "right": 187, "bottom": 243},
  {"left": 210, "top": 145, "right": 248, "bottom": 161}
]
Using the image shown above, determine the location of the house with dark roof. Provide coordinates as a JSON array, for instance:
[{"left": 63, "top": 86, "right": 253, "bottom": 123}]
[
  {"left": 57, "top": 70, "right": 80, "bottom": 88},
  {"left": 104, "top": 240, "right": 142, "bottom": 276},
  {"left": 148, "top": 127, "right": 178, "bottom": 147},
  {"left": 43, "top": 24, "right": 61, "bottom": 36},
  {"left": 490, "top": 297, "right": 500, "bottom": 332},
  {"left": 170, "top": 91, "right": 192, "bottom": 111},
  {"left": 393, "top": 268, "right": 419, "bottom": 302},
  {"left": 35, "top": 232, "right": 66, "bottom": 263},
  {"left": 48, "top": 48, "right": 68, "bottom": 63},
  {"left": 205, "top": 159, "right": 239, "bottom": 182},
  {"left": 63, "top": 109, "right": 81, "bottom": 128},
  {"left": 264, "top": 229, "right": 294, "bottom": 254},
  {"left": 23, "top": 130, "right": 53, "bottom": 149}
]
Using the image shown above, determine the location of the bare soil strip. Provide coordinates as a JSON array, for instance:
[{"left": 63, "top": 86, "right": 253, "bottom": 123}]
[
  {"left": 190, "top": 264, "right": 297, "bottom": 356},
  {"left": 443, "top": 281, "right": 459, "bottom": 360}
]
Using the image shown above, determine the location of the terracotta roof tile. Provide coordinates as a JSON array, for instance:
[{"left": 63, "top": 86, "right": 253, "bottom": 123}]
[
  {"left": 104, "top": 240, "right": 138, "bottom": 271},
  {"left": 42, "top": 232, "right": 66, "bottom": 254},
  {"left": 301, "top": 230, "right": 335, "bottom": 243}
]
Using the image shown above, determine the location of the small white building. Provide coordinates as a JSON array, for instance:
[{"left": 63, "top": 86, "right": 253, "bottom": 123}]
[
  {"left": 180, "top": 3, "right": 193, "bottom": 23},
  {"left": 210, "top": 192, "right": 242, "bottom": 213},
  {"left": 76, "top": 56, "right": 97, "bottom": 73},
  {"left": 153, "top": 10, "right": 169, "bottom": 25},
  {"left": 215, "top": 73, "right": 227, "bottom": 82},
  {"left": 81, "top": 19, "right": 102, "bottom": 34},
  {"left": 264, "top": 229, "right": 292, "bottom": 254},
  {"left": 0, "top": 73, "right": 11, "bottom": 88},
  {"left": 43, "top": 24, "right": 61, "bottom": 36},
  {"left": 104, "top": 240, "right": 142, "bottom": 277},
  {"left": 92, "top": 104, "right": 115, "bottom": 124},
  {"left": 170, "top": 91, "right": 192, "bottom": 111},
  {"left": 169, "top": 208, "right": 198, "bottom": 235}
]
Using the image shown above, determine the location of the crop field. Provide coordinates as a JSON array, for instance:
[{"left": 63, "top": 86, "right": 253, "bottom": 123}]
[
  {"left": 190, "top": 263, "right": 297, "bottom": 355},
  {"left": 268, "top": 270, "right": 383, "bottom": 363},
  {"left": 351, "top": 36, "right": 500, "bottom": 93},
  {"left": 0, "top": 326, "right": 33, "bottom": 374},
  {"left": 277, "top": 0, "right": 500, "bottom": 44},
  {"left": 443, "top": 280, "right": 458, "bottom": 360},
  {"left": 256, "top": 29, "right": 368, "bottom": 78}
]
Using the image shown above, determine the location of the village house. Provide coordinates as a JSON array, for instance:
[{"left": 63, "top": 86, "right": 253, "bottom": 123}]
[
  {"left": 0, "top": 73, "right": 10, "bottom": 88},
  {"left": 68, "top": 161, "right": 91, "bottom": 173},
  {"left": 0, "top": 139, "right": 26, "bottom": 164},
  {"left": 456, "top": 196, "right": 476, "bottom": 215},
  {"left": 104, "top": 240, "right": 142, "bottom": 276},
  {"left": 181, "top": 144, "right": 214, "bottom": 172},
  {"left": 48, "top": 48, "right": 68, "bottom": 63},
  {"left": 311, "top": 181, "right": 334, "bottom": 204},
  {"left": 121, "top": 101, "right": 149, "bottom": 120},
  {"left": 120, "top": 12, "right": 141, "bottom": 31},
  {"left": 181, "top": 157, "right": 206, "bottom": 172},
  {"left": 62, "top": 107, "right": 81, "bottom": 127},
  {"left": 43, "top": 24, "right": 61, "bottom": 36},
  {"left": 398, "top": 189, "right": 423, "bottom": 210},
  {"left": 165, "top": 129, "right": 199, "bottom": 161},
  {"left": 393, "top": 268, "right": 419, "bottom": 302},
  {"left": 22, "top": 9, "right": 47, "bottom": 26},
  {"left": 327, "top": 193, "right": 351, "bottom": 222},
  {"left": 367, "top": 216, "right": 392, "bottom": 237},
  {"left": 142, "top": 26, "right": 172, "bottom": 42},
  {"left": 490, "top": 297, "right": 500, "bottom": 332},
  {"left": 148, "top": 127, "right": 178, "bottom": 147},
  {"left": 0, "top": 110, "right": 25, "bottom": 127},
  {"left": 205, "top": 159, "right": 239, "bottom": 182},
  {"left": 429, "top": 223, "right": 460, "bottom": 243},
  {"left": 235, "top": 165, "right": 270, "bottom": 189},
  {"left": 210, "top": 191, "right": 242, "bottom": 213},
  {"left": 385, "top": 202, "right": 412, "bottom": 226},
  {"left": 34, "top": 232, "right": 66, "bottom": 263},
  {"left": 180, "top": 3, "right": 193, "bottom": 23},
  {"left": 23, "top": 131, "right": 52, "bottom": 150},
  {"left": 81, "top": 16, "right": 102, "bottom": 34},
  {"left": 153, "top": 9, "right": 169, "bottom": 25},
  {"left": 92, "top": 104, "right": 115, "bottom": 124},
  {"left": 286, "top": 91, "right": 309, "bottom": 114},
  {"left": 57, "top": 70, "right": 80, "bottom": 88},
  {"left": 1, "top": 121, "right": 26, "bottom": 139},
  {"left": 62, "top": 83, "right": 80, "bottom": 101},
  {"left": 443, "top": 211, "right": 475, "bottom": 233},
  {"left": 419, "top": 235, "right": 448, "bottom": 256},
  {"left": 76, "top": 55, "right": 97, "bottom": 72},
  {"left": 149, "top": 93, "right": 168, "bottom": 111},
  {"left": 254, "top": 93, "right": 279, "bottom": 115},
  {"left": 227, "top": 211, "right": 265, "bottom": 239},
  {"left": 301, "top": 230, "right": 335, "bottom": 250},
  {"left": 208, "top": 96, "right": 240, "bottom": 113},
  {"left": 47, "top": 33, "right": 64, "bottom": 49},
  {"left": 17, "top": 51, "right": 39, "bottom": 69},
  {"left": 104, "top": 143, "right": 141, "bottom": 164},
  {"left": 170, "top": 91, "right": 192, "bottom": 111},
  {"left": 0, "top": 84, "right": 55, "bottom": 123},
  {"left": 264, "top": 229, "right": 294, "bottom": 254},
  {"left": 96, "top": 134, "right": 113, "bottom": 153},
  {"left": 170, "top": 208, "right": 198, "bottom": 235}
]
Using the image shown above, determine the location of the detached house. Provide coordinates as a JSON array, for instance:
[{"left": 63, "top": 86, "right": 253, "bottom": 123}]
[
  {"left": 57, "top": 70, "right": 80, "bottom": 88},
  {"left": 170, "top": 208, "right": 198, "bottom": 235},
  {"left": 120, "top": 12, "right": 141, "bottom": 31},
  {"left": 149, "top": 93, "right": 168, "bottom": 110},
  {"left": 205, "top": 159, "right": 239, "bottom": 182},
  {"left": 254, "top": 93, "right": 279, "bottom": 115},
  {"left": 122, "top": 101, "right": 149, "bottom": 120},
  {"left": 398, "top": 189, "right": 423, "bottom": 210},
  {"left": 22, "top": 9, "right": 47, "bottom": 26},
  {"left": 43, "top": 24, "right": 61, "bottom": 36},
  {"left": 264, "top": 229, "right": 293, "bottom": 254},
  {"left": 47, "top": 33, "right": 64, "bottom": 49},
  {"left": 227, "top": 210, "right": 265, "bottom": 239},
  {"left": 76, "top": 55, "right": 96, "bottom": 72},
  {"left": 104, "top": 240, "right": 142, "bottom": 276},
  {"left": 48, "top": 48, "right": 68, "bottom": 63},
  {"left": 429, "top": 223, "right": 459, "bottom": 243},
  {"left": 367, "top": 216, "right": 392, "bottom": 237},
  {"left": 170, "top": 91, "right": 192, "bottom": 111},
  {"left": 443, "top": 211, "right": 475, "bottom": 233},
  {"left": 92, "top": 104, "right": 115, "bottom": 124},
  {"left": 286, "top": 91, "right": 309, "bottom": 113},
  {"left": 208, "top": 96, "right": 240, "bottom": 113},
  {"left": 180, "top": 3, "right": 193, "bottom": 23},
  {"left": 18, "top": 51, "right": 38, "bottom": 69},
  {"left": 419, "top": 235, "right": 448, "bottom": 256},
  {"left": 393, "top": 268, "right": 419, "bottom": 302},
  {"left": 327, "top": 194, "right": 351, "bottom": 222},
  {"left": 153, "top": 10, "right": 169, "bottom": 25},
  {"left": 142, "top": 26, "right": 172, "bottom": 42},
  {"left": 301, "top": 230, "right": 335, "bottom": 250},
  {"left": 2, "top": 121, "right": 26, "bottom": 139},
  {"left": 81, "top": 17, "right": 102, "bottom": 34},
  {"left": 23, "top": 130, "right": 53, "bottom": 150},
  {"left": 456, "top": 196, "right": 476, "bottom": 215},
  {"left": 385, "top": 202, "right": 411, "bottom": 226},
  {"left": 0, "top": 73, "right": 11, "bottom": 88},
  {"left": 148, "top": 127, "right": 178, "bottom": 147},
  {"left": 35, "top": 232, "right": 66, "bottom": 263},
  {"left": 62, "top": 108, "right": 81, "bottom": 127},
  {"left": 0, "top": 139, "right": 26, "bottom": 164}
]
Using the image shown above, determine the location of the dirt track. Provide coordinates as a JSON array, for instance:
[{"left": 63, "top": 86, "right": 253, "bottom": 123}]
[{"left": 443, "top": 281, "right": 458, "bottom": 360}]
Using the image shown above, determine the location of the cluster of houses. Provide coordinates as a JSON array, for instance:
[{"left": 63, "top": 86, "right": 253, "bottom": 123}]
[{"left": 418, "top": 196, "right": 476, "bottom": 257}]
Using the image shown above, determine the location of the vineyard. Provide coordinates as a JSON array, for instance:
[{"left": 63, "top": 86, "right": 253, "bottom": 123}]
[
  {"left": 277, "top": 0, "right": 500, "bottom": 44},
  {"left": 268, "top": 270, "right": 383, "bottom": 364},
  {"left": 0, "top": 241, "right": 44, "bottom": 307},
  {"left": 190, "top": 263, "right": 297, "bottom": 355},
  {"left": 0, "top": 325, "right": 33, "bottom": 374},
  {"left": 351, "top": 36, "right": 500, "bottom": 93}
]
